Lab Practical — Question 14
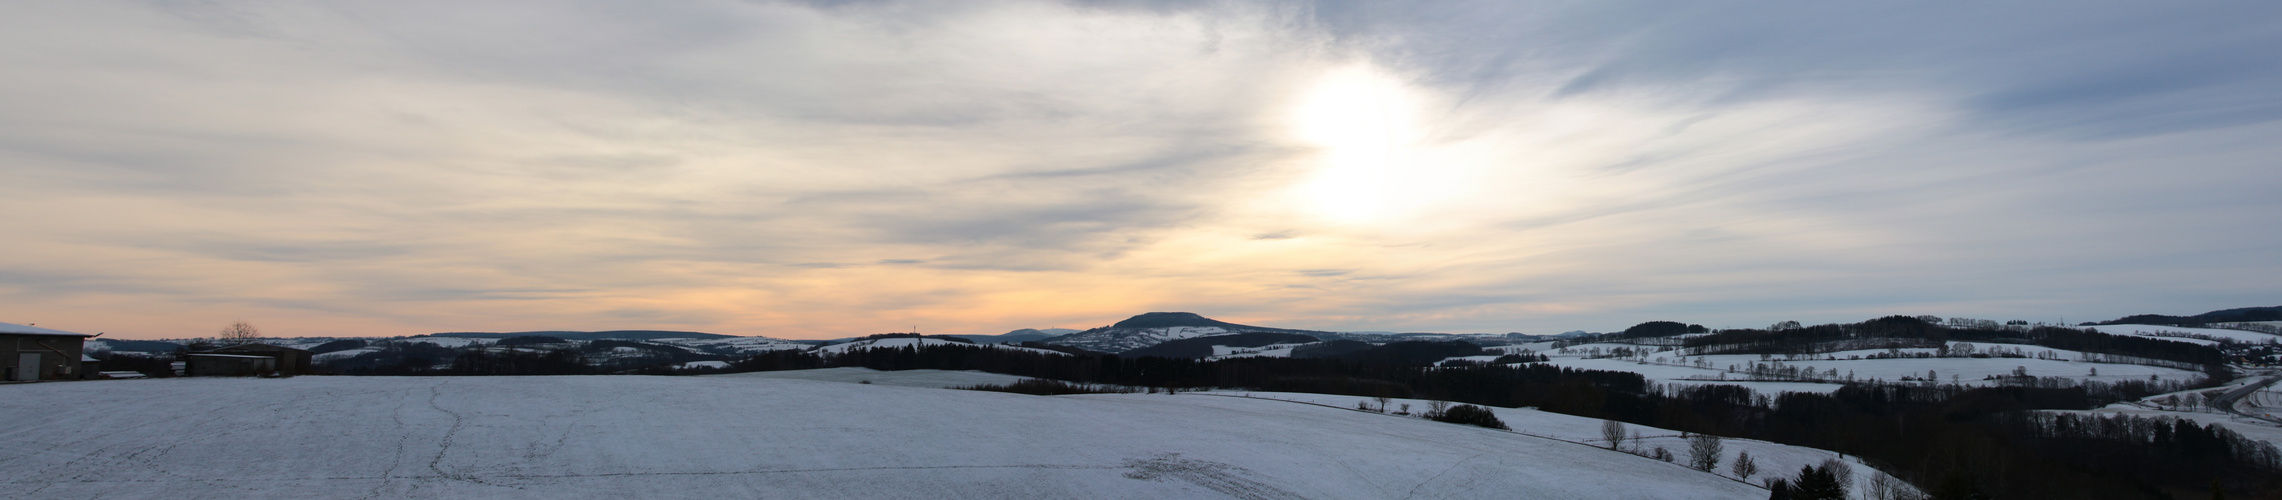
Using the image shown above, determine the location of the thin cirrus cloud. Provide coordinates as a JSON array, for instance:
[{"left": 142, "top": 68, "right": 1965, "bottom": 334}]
[{"left": 0, "top": 0, "right": 2276, "bottom": 339}]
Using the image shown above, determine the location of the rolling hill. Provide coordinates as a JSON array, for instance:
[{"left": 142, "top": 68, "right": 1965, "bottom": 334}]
[{"left": 1044, "top": 313, "right": 1329, "bottom": 354}]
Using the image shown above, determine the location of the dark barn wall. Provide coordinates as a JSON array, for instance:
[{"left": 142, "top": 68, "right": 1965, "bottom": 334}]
[{"left": 2, "top": 334, "right": 89, "bottom": 381}]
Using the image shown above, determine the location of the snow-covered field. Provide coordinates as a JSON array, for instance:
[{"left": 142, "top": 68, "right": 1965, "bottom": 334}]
[
  {"left": 2034, "top": 370, "right": 2282, "bottom": 450},
  {"left": 0, "top": 375, "right": 1775, "bottom": 499},
  {"left": 1519, "top": 340, "right": 2205, "bottom": 392},
  {"left": 1205, "top": 343, "right": 1311, "bottom": 361},
  {"left": 313, "top": 348, "right": 378, "bottom": 361},
  {"left": 1544, "top": 354, "right": 2198, "bottom": 388},
  {"left": 1205, "top": 391, "right": 1912, "bottom": 500},
  {"left": 2083, "top": 324, "right": 2282, "bottom": 345},
  {"left": 655, "top": 336, "right": 810, "bottom": 354}
]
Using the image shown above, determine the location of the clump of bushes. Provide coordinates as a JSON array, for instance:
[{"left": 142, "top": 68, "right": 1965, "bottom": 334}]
[{"left": 1430, "top": 404, "right": 1509, "bottom": 430}]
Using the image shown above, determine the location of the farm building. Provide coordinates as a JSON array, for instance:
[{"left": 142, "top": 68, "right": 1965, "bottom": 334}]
[
  {"left": 2, "top": 322, "right": 95, "bottom": 381},
  {"left": 186, "top": 354, "right": 277, "bottom": 377},
  {"left": 192, "top": 343, "right": 313, "bottom": 376}
]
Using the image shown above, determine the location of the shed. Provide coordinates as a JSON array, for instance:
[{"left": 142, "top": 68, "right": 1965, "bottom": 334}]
[
  {"left": 81, "top": 354, "right": 101, "bottom": 380},
  {"left": 186, "top": 354, "right": 277, "bottom": 377},
  {"left": 195, "top": 343, "right": 314, "bottom": 376},
  {"left": 1, "top": 322, "right": 94, "bottom": 381}
]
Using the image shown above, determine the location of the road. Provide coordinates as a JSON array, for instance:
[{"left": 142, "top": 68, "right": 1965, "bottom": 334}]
[{"left": 2209, "top": 369, "right": 2282, "bottom": 424}]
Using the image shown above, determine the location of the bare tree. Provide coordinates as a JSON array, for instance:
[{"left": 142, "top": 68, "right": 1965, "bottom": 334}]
[
  {"left": 219, "top": 321, "right": 261, "bottom": 345},
  {"left": 1373, "top": 396, "right": 1393, "bottom": 413},
  {"left": 1601, "top": 420, "right": 1627, "bottom": 450},
  {"left": 1732, "top": 451, "right": 1758, "bottom": 481},
  {"left": 1867, "top": 472, "right": 1915, "bottom": 500},
  {"left": 1818, "top": 457, "right": 1854, "bottom": 493},
  {"left": 1688, "top": 434, "right": 1723, "bottom": 472},
  {"left": 1427, "top": 400, "right": 1451, "bottom": 418}
]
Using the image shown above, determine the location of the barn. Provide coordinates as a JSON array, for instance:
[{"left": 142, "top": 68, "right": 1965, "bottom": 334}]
[
  {"left": 185, "top": 353, "right": 277, "bottom": 377},
  {"left": 193, "top": 343, "right": 314, "bottom": 376},
  {"left": 1, "top": 322, "right": 95, "bottom": 381}
]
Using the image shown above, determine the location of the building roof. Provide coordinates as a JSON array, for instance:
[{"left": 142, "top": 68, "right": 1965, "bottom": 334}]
[{"left": 0, "top": 322, "right": 92, "bottom": 337}]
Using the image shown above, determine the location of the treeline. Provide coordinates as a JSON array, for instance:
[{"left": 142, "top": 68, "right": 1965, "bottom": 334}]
[
  {"left": 728, "top": 343, "right": 1643, "bottom": 402},
  {"left": 328, "top": 341, "right": 711, "bottom": 375},
  {"left": 448, "top": 348, "right": 593, "bottom": 375},
  {"left": 2003, "top": 411, "right": 2281, "bottom": 491},
  {"left": 2101, "top": 306, "right": 2282, "bottom": 326},
  {"left": 1684, "top": 316, "right": 2226, "bottom": 372}
]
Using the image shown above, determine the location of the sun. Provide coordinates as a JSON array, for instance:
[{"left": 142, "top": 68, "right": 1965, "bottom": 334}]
[{"left": 1289, "top": 64, "right": 1422, "bottom": 223}]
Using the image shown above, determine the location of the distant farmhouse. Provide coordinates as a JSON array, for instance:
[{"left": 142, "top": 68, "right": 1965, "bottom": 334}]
[
  {"left": 190, "top": 343, "right": 313, "bottom": 377},
  {"left": 2, "top": 322, "right": 95, "bottom": 381}
]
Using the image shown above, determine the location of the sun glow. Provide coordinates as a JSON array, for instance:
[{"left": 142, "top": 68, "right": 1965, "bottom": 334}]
[{"left": 1289, "top": 64, "right": 1424, "bottom": 222}]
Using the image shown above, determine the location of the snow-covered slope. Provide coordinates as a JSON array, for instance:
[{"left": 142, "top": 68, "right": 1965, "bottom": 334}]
[
  {"left": 716, "top": 367, "right": 1036, "bottom": 388},
  {"left": 1045, "top": 312, "right": 1324, "bottom": 354},
  {"left": 2082, "top": 324, "right": 2282, "bottom": 345},
  {"left": 3, "top": 376, "right": 1768, "bottom": 499},
  {"left": 654, "top": 335, "right": 811, "bottom": 354},
  {"left": 1525, "top": 340, "right": 2204, "bottom": 393},
  {"left": 1209, "top": 391, "right": 1917, "bottom": 500}
]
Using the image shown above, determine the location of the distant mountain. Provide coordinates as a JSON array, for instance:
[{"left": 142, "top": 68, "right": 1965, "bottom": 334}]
[
  {"left": 1042, "top": 312, "right": 1326, "bottom": 353},
  {"left": 426, "top": 330, "right": 740, "bottom": 341},
  {"left": 940, "top": 328, "right": 1080, "bottom": 344},
  {"left": 2096, "top": 306, "right": 2282, "bottom": 326}
]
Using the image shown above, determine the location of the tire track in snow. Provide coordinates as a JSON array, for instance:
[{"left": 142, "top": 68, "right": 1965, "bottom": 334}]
[
  {"left": 1121, "top": 453, "right": 1304, "bottom": 500},
  {"left": 1402, "top": 451, "right": 1486, "bottom": 500},
  {"left": 420, "top": 379, "right": 509, "bottom": 489},
  {"left": 362, "top": 385, "right": 417, "bottom": 500}
]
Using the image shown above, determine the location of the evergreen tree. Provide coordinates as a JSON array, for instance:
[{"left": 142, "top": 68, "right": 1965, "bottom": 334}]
[
  {"left": 1790, "top": 465, "right": 1844, "bottom": 500},
  {"left": 1767, "top": 478, "right": 1795, "bottom": 500}
]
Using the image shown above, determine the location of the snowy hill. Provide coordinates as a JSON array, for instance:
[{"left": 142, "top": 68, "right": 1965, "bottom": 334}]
[
  {"left": 2, "top": 376, "right": 1768, "bottom": 499},
  {"left": 812, "top": 336, "right": 1070, "bottom": 356},
  {"left": 2082, "top": 324, "right": 2282, "bottom": 345},
  {"left": 1511, "top": 339, "right": 2207, "bottom": 394},
  {"left": 425, "top": 330, "right": 740, "bottom": 341},
  {"left": 653, "top": 335, "right": 811, "bottom": 354},
  {"left": 1045, "top": 312, "right": 1327, "bottom": 354},
  {"left": 941, "top": 328, "right": 1082, "bottom": 344},
  {"left": 1120, "top": 332, "right": 1322, "bottom": 359}
]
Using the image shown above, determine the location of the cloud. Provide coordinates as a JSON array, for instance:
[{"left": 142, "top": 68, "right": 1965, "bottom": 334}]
[{"left": 1, "top": 0, "right": 2277, "bottom": 338}]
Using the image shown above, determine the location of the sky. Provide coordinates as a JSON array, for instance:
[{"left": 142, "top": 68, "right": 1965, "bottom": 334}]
[{"left": 3, "top": 1, "right": 2278, "bottom": 340}]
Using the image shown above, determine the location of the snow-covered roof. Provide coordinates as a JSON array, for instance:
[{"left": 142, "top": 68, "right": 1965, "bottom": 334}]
[{"left": 0, "top": 322, "right": 91, "bottom": 337}]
